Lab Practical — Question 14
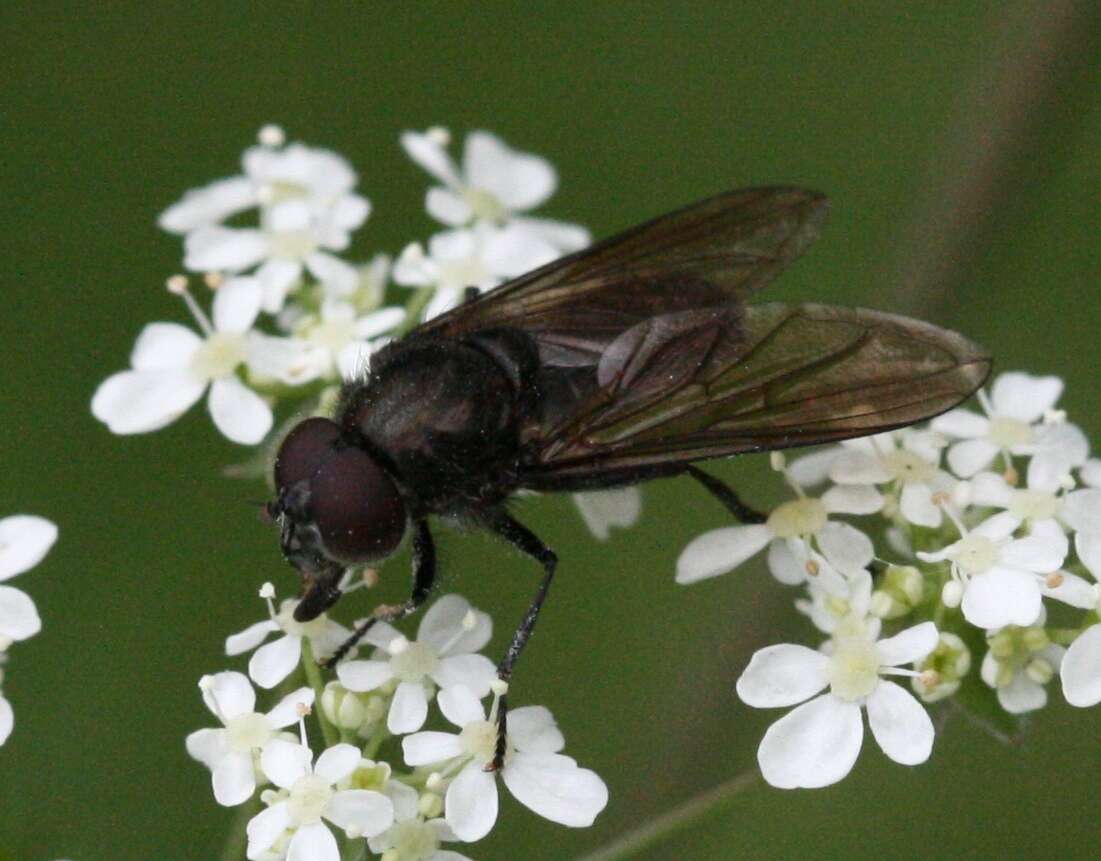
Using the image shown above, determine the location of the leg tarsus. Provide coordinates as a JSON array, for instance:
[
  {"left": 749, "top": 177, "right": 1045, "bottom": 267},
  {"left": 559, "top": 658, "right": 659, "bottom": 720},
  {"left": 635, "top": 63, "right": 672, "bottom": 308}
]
[
  {"left": 485, "top": 511, "right": 557, "bottom": 769},
  {"left": 686, "top": 464, "right": 766, "bottom": 524},
  {"left": 324, "top": 519, "right": 437, "bottom": 669}
]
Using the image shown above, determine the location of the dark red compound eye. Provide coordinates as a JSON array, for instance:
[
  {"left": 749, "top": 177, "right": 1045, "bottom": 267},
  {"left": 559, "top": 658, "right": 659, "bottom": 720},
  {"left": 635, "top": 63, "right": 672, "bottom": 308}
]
[
  {"left": 273, "top": 417, "right": 343, "bottom": 493},
  {"left": 310, "top": 445, "right": 406, "bottom": 563}
]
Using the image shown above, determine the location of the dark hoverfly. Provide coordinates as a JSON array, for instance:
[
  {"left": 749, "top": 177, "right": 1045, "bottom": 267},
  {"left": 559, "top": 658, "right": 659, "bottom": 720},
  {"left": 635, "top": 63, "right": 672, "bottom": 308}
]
[{"left": 266, "top": 187, "right": 990, "bottom": 765}]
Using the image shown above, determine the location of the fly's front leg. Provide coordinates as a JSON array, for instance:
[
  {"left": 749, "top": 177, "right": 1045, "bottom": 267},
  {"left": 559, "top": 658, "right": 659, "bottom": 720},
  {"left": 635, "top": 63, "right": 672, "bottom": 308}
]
[
  {"left": 324, "top": 519, "right": 437, "bottom": 669},
  {"left": 686, "top": 464, "right": 766, "bottom": 524},
  {"left": 486, "top": 511, "right": 557, "bottom": 770}
]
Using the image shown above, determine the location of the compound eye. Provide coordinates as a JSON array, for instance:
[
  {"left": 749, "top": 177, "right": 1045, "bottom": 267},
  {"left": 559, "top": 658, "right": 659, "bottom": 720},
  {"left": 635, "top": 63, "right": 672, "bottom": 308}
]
[
  {"left": 311, "top": 446, "right": 406, "bottom": 563},
  {"left": 274, "top": 417, "right": 342, "bottom": 492}
]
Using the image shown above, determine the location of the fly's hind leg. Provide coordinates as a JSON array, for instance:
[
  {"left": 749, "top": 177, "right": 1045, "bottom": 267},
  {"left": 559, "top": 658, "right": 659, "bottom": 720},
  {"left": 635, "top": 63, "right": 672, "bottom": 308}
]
[
  {"left": 324, "top": 519, "right": 437, "bottom": 668},
  {"left": 686, "top": 464, "right": 767, "bottom": 524},
  {"left": 485, "top": 510, "right": 558, "bottom": 770}
]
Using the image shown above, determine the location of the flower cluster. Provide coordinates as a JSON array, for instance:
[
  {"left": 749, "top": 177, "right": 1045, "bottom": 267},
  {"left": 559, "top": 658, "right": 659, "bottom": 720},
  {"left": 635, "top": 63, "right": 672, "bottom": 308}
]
[
  {"left": 679, "top": 371, "right": 1101, "bottom": 788},
  {"left": 0, "top": 514, "right": 57, "bottom": 746},
  {"left": 189, "top": 589, "right": 607, "bottom": 860}
]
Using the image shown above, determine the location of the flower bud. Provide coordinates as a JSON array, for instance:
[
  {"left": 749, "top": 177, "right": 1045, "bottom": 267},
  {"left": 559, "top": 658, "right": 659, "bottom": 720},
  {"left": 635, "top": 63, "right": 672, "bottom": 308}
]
[{"left": 912, "top": 632, "right": 971, "bottom": 703}]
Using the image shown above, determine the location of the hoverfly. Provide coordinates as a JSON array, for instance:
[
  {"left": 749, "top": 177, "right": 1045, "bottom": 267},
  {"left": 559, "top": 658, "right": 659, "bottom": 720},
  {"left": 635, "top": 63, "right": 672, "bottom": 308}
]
[{"left": 266, "top": 187, "right": 990, "bottom": 766}]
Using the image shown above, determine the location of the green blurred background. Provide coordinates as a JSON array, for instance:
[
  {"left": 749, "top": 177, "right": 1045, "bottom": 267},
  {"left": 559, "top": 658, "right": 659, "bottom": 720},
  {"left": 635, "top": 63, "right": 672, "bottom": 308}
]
[{"left": 3, "top": 2, "right": 1100, "bottom": 859}]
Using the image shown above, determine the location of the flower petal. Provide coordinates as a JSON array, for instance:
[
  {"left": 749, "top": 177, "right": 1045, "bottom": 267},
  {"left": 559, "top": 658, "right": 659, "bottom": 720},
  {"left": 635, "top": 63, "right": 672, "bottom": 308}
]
[
  {"left": 766, "top": 538, "right": 807, "bottom": 586},
  {"left": 506, "top": 706, "right": 564, "bottom": 754},
  {"left": 784, "top": 448, "right": 839, "bottom": 486},
  {"left": 817, "top": 522, "right": 874, "bottom": 574},
  {"left": 463, "top": 130, "right": 556, "bottom": 210},
  {"left": 91, "top": 369, "right": 206, "bottom": 434},
  {"left": 757, "top": 694, "right": 863, "bottom": 789},
  {"left": 510, "top": 216, "right": 590, "bottom": 252},
  {"left": 876, "top": 622, "right": 938, "bottom": 666},
  {"left": 947, "top": 439, "right": 999, "bottom": 478},
  {"left": 426, "top": 187, "right": 473, "bottom": 225},
  {"left": 1001, "top": 529, "right": 1066, "bottom": 573},
  {"left": 314, "top": 743, "right": 363, "bottom": 784},
  {"left": 208, "top": 376, "right": 272, "bottom": 445},
  {"left": 445, "top": 762, "right": 499, "bottom": 842},
  {"left": 401, "top": 131, "right": 462, "bottom": 187},
  {"left": 899, "top": 482, "right": 942, "bottom": 528},
  {"left": 0, "top": 696, "right": 11, "bottom": 746},
  {"left": 1077, "top": 532, "right": 1101, "bottom": 580},
  {"left": 249, "top": 633, "right": 302, "bottom": 689},
  {"left": 159, "top": 176, "right": 258, "bottom": 233},
  {"left": 972, "top": 510, "right": 1021, "bottom": 542},
  {"left": 1061, "top": 489, "right": 1101, "bottom": 535},
  {"left": 288, "top": 821, "right": 339, "bottom": 861},
  {"left": 502, "top": 751, "right": 608, "bottom": 828},
  {"left": 186, "top": 727, "right": 229, "bottom": 768},
  {"left": 402, "top": 731, "right": 464, "bottom": 767},
  {"left": 931, "top": 408, "right": 989, "bottom": 439},
  {"left": 961, "top": 569, "right": 1042, "bottom": 629},
  {"left": 991, "top": 372, "right": 1062, "bottom": 422},
  {"left": 388, "top": 681, "right": 429, "bottom": 735},
  {"left": 822, "top": 484, "right": 884, "bottom": 516},
  {"left": 325, "top": 789, "right": 395, "bottom": 838},
  {"left": 204, "top": 670, "right": 255, "bottom": 721},
  {"left": 225, "top": 619, "right": 279, "bottom": 656},
  {"left": 675, "top": 524, "right": 770, "bottom": 584},
  {"left": 437, "top": 685, "right": 486, "bottom": 728},
  {"left": 968, "top": 471, "right": 1014, "bottom": 508},
  {"left": 571, "top": 487, "right": 642, "bottom": 541},
  {"left": 418, "top": 594, "right": 490, "bottom": 655},
  {"left": 829, "top": 450, "right": 891, "bottom": 485},
  {"left": 130, "top": 322, "right": 202, "bottom": 371},
  {"left": 1061, "top": 624, "right": 1101, "bottom": 707},
  {"left": 0, "top": 515, "right": 57, "bottom": 581},
  {"left": 432, "top": 654, "right": 496, "bottom": 697},
  {"left": 736, "top": 644, "right": 830, "bottom": 708},
  {"left": 185, "top": 226, "right": 269, "bottom": 272},
  {"left": 213, "top": 750, "right": 257, "bottom": 806},
  {"left": 260, "top": 739, "right": 312, "bottom": 789},
  {"left": 1041, "top": 571, "right": 1097, "bottom": 609},
  {"left": 212, "top": 277, "right": 262, "bottom": 334},
  {"left": 865, "top": 681, "right": 934, "bottom": 765},
  {"left": 266, "top": 687, "right": 316, "bottom": 728},
  {"left": 1027, "top": 423, "right": 1089, "bottom": 489},
  {"left": 997, "top": 674, "right": 1047, "bottom": 714},
  {"left": 336, "top": 659, "right": 394, "bottom": 693},
  {"left": 246, "top": 801, "right": 292, "bottom": 855},
  {"left": 0, "top": 586, "right": 40, "bottom": 641}
]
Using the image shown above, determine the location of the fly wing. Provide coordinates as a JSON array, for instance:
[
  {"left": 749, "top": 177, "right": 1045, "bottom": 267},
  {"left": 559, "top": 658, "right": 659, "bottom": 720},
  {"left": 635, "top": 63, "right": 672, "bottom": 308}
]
[
  {"left": 519, "top": 303, "right": 991, "bottom": 489},
  {"left": 412, "top": 187, "right": 830, "bottom": 369}
]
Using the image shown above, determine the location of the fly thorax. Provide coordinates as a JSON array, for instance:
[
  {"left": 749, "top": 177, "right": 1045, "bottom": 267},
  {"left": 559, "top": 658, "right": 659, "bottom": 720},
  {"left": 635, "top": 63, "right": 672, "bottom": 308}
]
[
  {"left": 829, "top": 638, "right": 882, "bottom": 701},
  {"left": 767, "top": 498, "right": 827, "bottom": 538},
  {"left": 389, "top": 641, "right": 440, "bottom": 683},
  {"left": 988, "top": 417, "right": 1033, "bottom": 449},
  {"left": 883, "top": 450, "right": 936, "bottom": 485},
  {"left": 954, "top": 534, "right": 998, "bottom": 576},
  {"left": 287, "top": 774, "right": 333, "bottom": 826},
  {"left": 226, "top": 712, "right": 274, "bottom": 752},
  {"left": 191, "top": 332, "right": 248, "bottom": 380},
  {"left": 1008, "top": 489, "right": 1061, "bottom": 522}
]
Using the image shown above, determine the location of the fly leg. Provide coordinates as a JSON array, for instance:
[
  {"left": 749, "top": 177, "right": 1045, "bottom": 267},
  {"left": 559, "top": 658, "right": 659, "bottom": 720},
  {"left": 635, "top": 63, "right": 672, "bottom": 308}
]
[
  {"left": 324, "top": 519, "right": 437, "bottom": 668},
  {"left": 686, "top": 464, "right": 766, "bottom": 524},
  {"left": 486, "top": 510, "right": 558, "bottom": 770}
]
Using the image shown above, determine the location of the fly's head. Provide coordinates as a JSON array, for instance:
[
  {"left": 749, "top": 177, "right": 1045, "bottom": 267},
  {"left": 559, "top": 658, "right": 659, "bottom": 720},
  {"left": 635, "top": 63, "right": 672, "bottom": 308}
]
[{"left": 267, "top": 417, "right": 407, "bottom": 622}]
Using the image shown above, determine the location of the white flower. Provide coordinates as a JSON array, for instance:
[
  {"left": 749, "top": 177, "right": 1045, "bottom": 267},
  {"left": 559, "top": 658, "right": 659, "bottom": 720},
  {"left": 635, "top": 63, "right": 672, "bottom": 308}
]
[
  {"left": 337, "top": 595, "right": 496, "bottom": 735},
  {"left": 247, "top": 740, "right": 394, "bottom": 861},
  {"left": 1062, "top": 624, "right": 1101, "bottom": 707},
  {"left": 980, "top": 624, "right": 1064, "bottom": 714},
  {"left": 1081, "top": 459, "right": 1101, "bottom": 488},
  {"left": 795, "top": 568, "right": 873, "bottom": 635},
  {"left": 160, "top": 131, "right": 370, "bottom": 313},
  {"left": 0, "top": 515, "right": 56, "bottom": 646},
  {"left": 91, "top": 277, "right": 308, "bottom": 444},
  {"left": 401, "top": 127, "right": 589, "bottom": 252},
  {"left": 393, "top": 223, "right": 559, "bottom": 320},
  {"left": 403, "top": 687, "right": 607, "bottom": 841},
  {"left": 827, "top": 429, "right": 954, "bottom": 528},
  {"left": 227, "top": 596, "right": 353, "bottom": 689},
  {"left": 572, "top": 487, "right": 642, "bottom": 541},
  {"left": 367, "top": 779, "right": 471, "bottom": 861},
  {"left": 736, "top": 620, "right": 939, "bottom": 788},
  {"left": 676, "top": 475, "right": 876, "bottom": 588},
  {"left": 917, "top": 511, "right": 1066, "bottom": 629},
  {"left": 290, "top": 299, "right": 405, "bottom": 382},
  {"left": 932, "top": 372, "right": 1087, "bottom": 482},
  {"left": 0, "top": 688, "right": 11, "bottom": 747},
  {"left": 186, "top": 672, "right": 315, "bottom": 806}
]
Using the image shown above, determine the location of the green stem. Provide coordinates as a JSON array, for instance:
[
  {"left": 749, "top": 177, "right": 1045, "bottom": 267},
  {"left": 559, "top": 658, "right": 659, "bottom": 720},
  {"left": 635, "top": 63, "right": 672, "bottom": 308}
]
[
  {"left": 576, "top": 770, "right": 759, "bottom": 861},
  {"left": 301, "top": 638, "right": 339, "bottom": 748}
]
